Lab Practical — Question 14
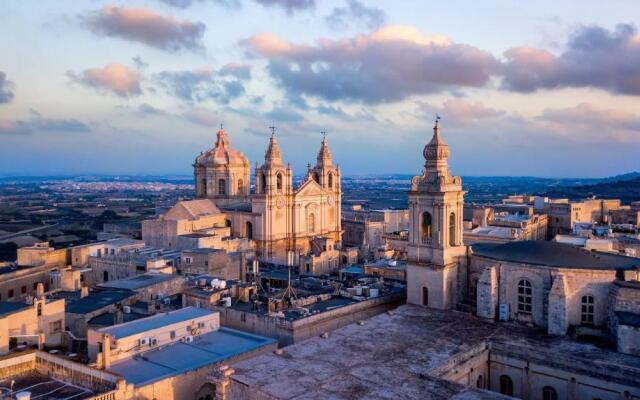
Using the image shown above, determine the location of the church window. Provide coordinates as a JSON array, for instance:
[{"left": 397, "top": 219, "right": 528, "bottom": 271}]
[
  {"left": 476, "top": 375, "right": 483, "bottom": 389},
  {"left": 313, "top": 172, "right": 320, "bottom": 183},
  {"left": 581, "top": 295, "right": 595, "bottom": 325},
  {"left": 499, "top": 375, "right": 513, "bottom": 396},
  {"left": 421, "top": 212, "right": 432, "bottom": 241},
  {"left": 237, "top": 179, "right": 244, "bottom": 194},
  {"left": 328, "top": 173, "right": 333, "bottom": 188},
  {"left": 449, "top": 212, "right": 456, "bottom": 246},
  {"left": 543, "top": 386, "right": 558, "bottom": 400},
  {"left": 422, "top": 287, "right": 429, "bottom": 306},
  {"left": 260, "top": 174, "right": 266, "bottom": 194},
  {"left": 218, "top": 179, "right": 226, "bottom": 195},
  {"left": 308, "top": 213, "right": 316, "bottom": 233},
  {"left": 246, "top": 222, "right": 253, "bottom": 240},
  {"left": 201, "top": 178, "right": 207, "bottom": 195},
  {"left": 37, "top": 303, "right": 42, "bottom": 316},
  {"left": 517, "top": 279, "right": 532, "bottom": 314},
  {"left": 277, "top": 173, "right": 283, "bottom": 192}
]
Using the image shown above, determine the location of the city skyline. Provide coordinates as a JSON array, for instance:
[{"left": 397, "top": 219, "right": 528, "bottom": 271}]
[{"left": 1, "top": 1, "right": 639, "bottom": 177}]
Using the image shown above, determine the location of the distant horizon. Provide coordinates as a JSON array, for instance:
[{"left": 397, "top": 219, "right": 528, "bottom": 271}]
[{"left": 1, "top": 171, "right": 638, "bottom": 181}]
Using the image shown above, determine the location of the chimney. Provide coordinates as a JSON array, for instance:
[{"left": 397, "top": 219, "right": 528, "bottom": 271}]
[
  {"left": 80, "top": 286, "right": 89, "bottom": 298},
  {"left": 36, "top": 283, "right": 45, "bottom": 299},
  {"left": 102, "top": 333, "right": 112, "bottom": 369}
]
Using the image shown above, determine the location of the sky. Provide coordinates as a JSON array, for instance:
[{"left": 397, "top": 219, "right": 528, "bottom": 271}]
[{"left": 0, "top": 0, "right": 639, "bottom": 178}]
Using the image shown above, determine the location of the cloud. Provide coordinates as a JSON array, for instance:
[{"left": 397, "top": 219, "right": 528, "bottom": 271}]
[
  {"left": 67, "top": 63, "right": 142, "bottom": 97},
  {"left": 219, "top": 63, "right": 252, "bottom": 80},
  {"left": 265, "top": 106, "right": 305, "bottom": 123},
  {"left": 154, "top": 67, "right": 245, "bottom": 104},
  {"left": 0, "top": 113, "right": 91, "bottom": 135},
  {"left": 183, "top": 108, "right": 220, "bottom": 126},
  {"left": 253, "top": 0, "right": 315, "bottom": 14},
  {"left": 0, "top": 72, "right": 15, "bottom": 104},
  {"left": 325, "top": 0, "right": 386, "bottom": 30},
  {"left": 537, "top": 103, "right": 640, "bottom": 140},
  {"left": 82, "top": 5, "right": 206, "bottom": 52},
  {"left": 417, "top": 99, "right": 505, "bottom": 126},
  {"left": 155, "top": 0, "right": 240, "bottom": 8},
  {"left": 243, "top": 25, "right": 499, "bottom": 103},
  {"left": 502, "top": 23, "right": 640, "bottom": 95},
  {"left": 132, "top": 56, "right": 149, "bottom": 69}
]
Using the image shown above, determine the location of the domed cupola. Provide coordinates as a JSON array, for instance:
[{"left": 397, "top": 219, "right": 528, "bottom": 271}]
[{"left": 194, "top": 127, "right": 250, "bottom": 202}]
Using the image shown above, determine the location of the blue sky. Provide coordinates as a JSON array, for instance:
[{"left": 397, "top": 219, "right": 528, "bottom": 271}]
[{"left": 0, "top": 0, "right": 639, "bottom": 177}]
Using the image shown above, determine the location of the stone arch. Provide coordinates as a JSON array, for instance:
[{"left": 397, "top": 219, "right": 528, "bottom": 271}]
[
  {"left": 499, "top": 375, "right": 513, "bottom": 396},
  {"left": 276, "top": 172, "right": 283, "bottom": 192},
  {"left": 195, "top": 383, "right": 216, "bottom": 400},
  {"left": 328, "top": 172, "right": 334, "bottom": 188},
  {"left": 506, "top": 270, "right": 545, "bottom": 325}
]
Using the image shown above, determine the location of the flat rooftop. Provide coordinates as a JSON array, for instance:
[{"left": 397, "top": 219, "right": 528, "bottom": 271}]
[
  {"left": 0, "top": 371, "right": 97, "bottom": 399},
  {"left": 472, "top": 240, "right": 640, "bottom": 270},
  {"left": 108, "top": 327, "right": 275, "bottom": 386},
  {"left": 98, "top": 307, "right": 213, "bottom": 339},
  {"left": 231, "top": 305, "right": 640, "bottom": 399},
  {"left": 100, "top": 273, "right": 179, "bottom": 290},
  {"left": 0, "top": 301, "right": 30, "bottom": 317},
  {"left": 62, "top": 288, "right": 135, "bottom": 314}
]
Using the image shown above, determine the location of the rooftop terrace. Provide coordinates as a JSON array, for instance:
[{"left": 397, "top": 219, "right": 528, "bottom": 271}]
[
  {"left": 231, "top": 305, "right": 640, "bottom": 399},
  {"left": 98, "top": 307, "right": 212, "bottom": 339},
  {"left": 108, "top": 327, "right": 275, "bottom": 386}
]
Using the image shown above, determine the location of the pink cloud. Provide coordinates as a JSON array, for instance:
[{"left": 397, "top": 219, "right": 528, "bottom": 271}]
[{"left": 68, "top": 63, "right": 142, "bottom": 97}]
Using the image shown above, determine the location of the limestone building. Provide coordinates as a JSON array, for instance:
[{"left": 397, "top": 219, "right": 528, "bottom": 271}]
[
  {"left": 406, "top": 120, "right": 640, "bottom": 357},
  {"left": 193, "top": 128, "right": 342, "bottom": 265}
]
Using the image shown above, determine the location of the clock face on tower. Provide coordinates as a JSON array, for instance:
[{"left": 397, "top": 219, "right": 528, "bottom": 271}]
[{"left": 276, "top": 197, "right": 285, "bottom": 209}]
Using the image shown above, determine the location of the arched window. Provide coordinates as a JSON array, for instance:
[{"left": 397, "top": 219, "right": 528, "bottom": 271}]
[
  {"left": 225, "top": 219, "right": 232, "bottom": 228},
  {"left": 517, "top": 279, "right": 532, "bottom": 314},
  {"left": 103, "top": 270, "right": 109, "bottom": 282},
  {"left": 260, "top": 173, "right": 266, "bottom": 194},
  {"left": 237, "top": 179, "right": 244, "bottom": 194},
  {"left": 308, "top": 213, "right": 316, "bottom": 233},
  {"left": 200, "top": 178, "right": 207, "bottom": 196},
  {"left": 543, "top": 386, "right": 558, "bottom": 400},
  {"left": 499, "top": 375, "right": 513, "bottom": 396},
  {"left": 476, "top": 374, "right": 484, "bottom": 389},
  {"left": 449, "top": 212, "right": 456, "bottom": 246},
  {"left": 276, "top": 173, "right": 283, "bottom": 192},
  {"left": 245, "top": 222, "right": 253, "bottom": 240},
  {"left": 37, "top": 303, "right": 42, "bottom": 317},
  {"left": 581, "top": 295, "right": 595, "bottom": 325},
  {"left": 313, "top": 172, "right": 320, "bottom": 183},
  {"left": 422, "top": 287, "right": 429, "bottom": 306},
  {"left": 218, "top": 179, "right": 226, "bottom": 195},
  {"left": 422, "top": 212, "right": 432, "bottom": 241},
  {"left": 328, "top": 173, "right": 333, "bottom": 188}
]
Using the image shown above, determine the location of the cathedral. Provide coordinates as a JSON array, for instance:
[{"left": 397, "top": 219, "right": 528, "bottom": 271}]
[{"left": 193, "top": 128, "right": 342, "bottom": 264}]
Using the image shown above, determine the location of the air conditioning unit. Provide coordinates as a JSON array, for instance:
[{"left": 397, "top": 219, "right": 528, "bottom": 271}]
[
  {"left": 184, "top": 335, "right": 194, "bottom": 343},
  {"left": 139, "top": 337, "right": 149, "bottom": 346},
  {"left": 123, "top": 306, "right": 131, "bottom": 314}
]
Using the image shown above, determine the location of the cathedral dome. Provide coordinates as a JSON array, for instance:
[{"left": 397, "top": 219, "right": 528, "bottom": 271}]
[{"left": 195, "top": 129, "right": 249, "bottom": 168}]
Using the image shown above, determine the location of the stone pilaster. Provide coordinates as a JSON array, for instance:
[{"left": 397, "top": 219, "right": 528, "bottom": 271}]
[
  {"left": 477, "top": 265, "right": 498, "bottom": 321},
  {"left": 548, "top": 274, "right": 569, "bottom": 336}
]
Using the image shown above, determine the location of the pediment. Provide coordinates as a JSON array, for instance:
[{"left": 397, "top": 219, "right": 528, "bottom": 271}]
[{"left": 295, "top": 178, "right": 325, "bottom": 197}]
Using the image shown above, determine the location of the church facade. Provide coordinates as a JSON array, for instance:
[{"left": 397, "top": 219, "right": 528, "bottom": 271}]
[{"left": 194, "top": 128, "right": 342, "bottom": 264}]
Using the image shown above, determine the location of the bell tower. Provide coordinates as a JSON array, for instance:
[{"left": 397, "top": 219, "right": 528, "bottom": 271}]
[{"left": 407, "top": 117, "right": 465, "bottom": 309}]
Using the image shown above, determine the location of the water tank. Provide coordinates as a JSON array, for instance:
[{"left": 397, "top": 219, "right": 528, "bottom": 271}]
[
  {"left": 16, "top": 392, "right": 31, "bottom": 400},
  {"left": 222, "top": 297, "right": 232, "bottom": 307},
  {"left": 211, "top": 278, "right": 220, "bottom": 288},
  {"left": 369, "top": 288, "right": 379, "bottom": 298},
  {"left": 354, "top": 286, "right": 363, "bottom": 296},
  {"left": 218, "top": 280, "right": 227, "bottom": 289}
]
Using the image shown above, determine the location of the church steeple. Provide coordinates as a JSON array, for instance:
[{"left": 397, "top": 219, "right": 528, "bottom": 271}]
[
  {"left": 316, "top": 133, "right": 333, "bottom": 167},
  {"left": 423, "top": 116, "right": 450, "bottom": 176},
  {"left": 264, "top": 131, "right": 284, "bottom": 167}
]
